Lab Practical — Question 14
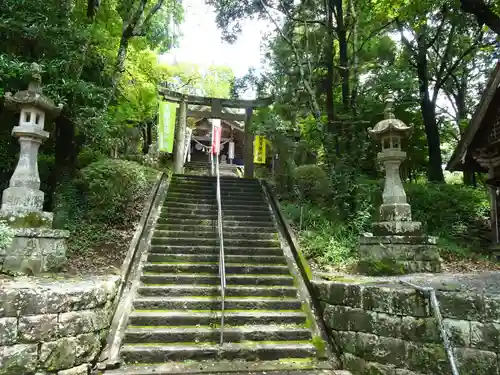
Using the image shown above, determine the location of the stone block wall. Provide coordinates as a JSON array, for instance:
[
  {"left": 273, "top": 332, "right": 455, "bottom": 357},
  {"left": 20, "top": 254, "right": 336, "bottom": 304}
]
[
  {"left": 313, "top": 279, "right": 500, "bottom": 375},
  {"left": 0, "top": 275, "right": 120, "bottom": 375}
]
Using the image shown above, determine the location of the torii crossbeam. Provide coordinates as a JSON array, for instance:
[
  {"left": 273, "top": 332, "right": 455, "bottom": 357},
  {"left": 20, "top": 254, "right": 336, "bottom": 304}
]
[{"left": 159, "top": 87, "right": 274, "bottom": 177}]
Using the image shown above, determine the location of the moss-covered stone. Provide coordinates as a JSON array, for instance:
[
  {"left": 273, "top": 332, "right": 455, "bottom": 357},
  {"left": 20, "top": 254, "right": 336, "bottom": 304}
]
[
  {"left": 455, "top": 348, "right": 498, "bottom": 375},
  {"left": 405, "top": 342, "right": 450, "bottom": 374},
  {"left": 400, "top": 316, "right": 440, "bottom": 343},
  {"left": 443, "top": 319, "right": 470, "bottom": 347},
  {"left": 1, "top": 211, "right": 53, "bottom": 229},
  {"left": 341, "top": 352, "right": 366, "bottom": 374},
  {"left": 470, "top": 321, "right": 500, "bottom": 351},
  {"left": 438, "top": 291, "right": 484, "bottom": 321},
  {"left": 365, "top": 361, "right": 397, "bottom": 375},
  {"left": 357, "top": 258, "right": 406, "bottom": 276}
]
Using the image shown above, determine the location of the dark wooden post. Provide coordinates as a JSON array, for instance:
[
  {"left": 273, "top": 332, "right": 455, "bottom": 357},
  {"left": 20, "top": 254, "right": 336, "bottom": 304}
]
[
  {"left": 244, "top": 107, "right": 254, "bottom": 178},
  {"left": 174, "top": 99, "right": 187, "bottom": 174}
]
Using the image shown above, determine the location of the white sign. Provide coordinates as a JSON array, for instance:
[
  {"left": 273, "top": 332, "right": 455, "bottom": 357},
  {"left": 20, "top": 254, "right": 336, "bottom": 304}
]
[{"left": 228, "top": 141, "right": 235, "bottom": 160}]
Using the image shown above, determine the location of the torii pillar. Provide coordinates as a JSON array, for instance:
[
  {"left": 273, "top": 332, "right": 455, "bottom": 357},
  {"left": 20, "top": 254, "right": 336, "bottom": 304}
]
[
  {"left": 173, "top": 99, "right": 187, "bottom": 174},
  {"left": 244, "top": 108, "right": 254, "bottom": 178}
]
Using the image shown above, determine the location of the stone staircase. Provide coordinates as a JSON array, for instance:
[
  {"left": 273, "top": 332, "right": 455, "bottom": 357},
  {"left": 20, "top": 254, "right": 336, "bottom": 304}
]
[
  {"left": 105, "top": 174, "right": 347, "bottom": 375},
  {"left": 184, "top": 161, "right": 240, "bottom": 177}
]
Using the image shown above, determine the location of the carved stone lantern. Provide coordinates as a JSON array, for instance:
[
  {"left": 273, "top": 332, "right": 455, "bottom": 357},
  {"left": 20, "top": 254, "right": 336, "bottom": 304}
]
[
  {"left": 367, "top": 95, "right": 420, "bottom": 234},
  {"left": 358, "top": 95, "right": 441, "bottom": 275},
  {"left": 0, "top": 63, "right": 69, "bottom": 275}
]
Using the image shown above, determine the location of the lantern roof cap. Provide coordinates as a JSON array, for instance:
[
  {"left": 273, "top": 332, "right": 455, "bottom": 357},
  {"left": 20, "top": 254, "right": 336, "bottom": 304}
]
[
  {"left": 368, "top": 95, "right": 412, "bottom": 139},
  {"left": 4, "top": 63, "right": 63, "bottom": 118}
]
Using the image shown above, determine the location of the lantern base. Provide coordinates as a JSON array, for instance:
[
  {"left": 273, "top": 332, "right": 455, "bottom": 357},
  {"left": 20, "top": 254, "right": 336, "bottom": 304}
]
[
  {"left": 1, "top": 186, "right": 45, "bottom": 214},
  {"left": 0, "top": 210, "right": 53, "bottom": 229},
  {"left": 372, "top": 220, "right": 422, "bottom": 236},
  {"left": 1, "top": 228, "right": 69, "bottom": 276},
  {"left": 379, "top": 202, "right": 412, "bottom": 222},
  {"left": 357, "top": 234, "right": 442, "bottom": 276}
]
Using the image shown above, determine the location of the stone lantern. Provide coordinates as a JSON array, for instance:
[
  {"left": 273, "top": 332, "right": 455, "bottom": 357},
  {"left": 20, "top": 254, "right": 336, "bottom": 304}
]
[
  {"left": 358, "top": 95, "right": 441, "bottom": 275},
  {"left": 0, "top": 63, "right": 69, "bottom": 275},
  {"left": 368, "top": 95, "right": 419, "bottom": 234}
]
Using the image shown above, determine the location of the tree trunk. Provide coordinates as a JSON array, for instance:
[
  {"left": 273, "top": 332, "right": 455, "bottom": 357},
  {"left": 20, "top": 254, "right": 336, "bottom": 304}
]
[
  {"left": 47, "top": 116, "right": 78, "bottom": 210},
  {"left": 333, "top": 0, "right": 349, "bottom": 110},
  {"left": 325, "top": 0, "right": 338, "bottom": 158},
  {"left": 456, "top": 72, "right": 475, "bottom": 186},
  {"left": 416, "top": 35, "right": 445, "bottom": 183}
]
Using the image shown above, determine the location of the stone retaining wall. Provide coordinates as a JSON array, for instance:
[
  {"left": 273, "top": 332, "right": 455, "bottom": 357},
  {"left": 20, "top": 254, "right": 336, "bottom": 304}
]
[
  {"left": 313, "top": 279, "right": 500, "bottom": 375},
  {"left": 0, "top": 275, "right": 120, "bottom": 375}
]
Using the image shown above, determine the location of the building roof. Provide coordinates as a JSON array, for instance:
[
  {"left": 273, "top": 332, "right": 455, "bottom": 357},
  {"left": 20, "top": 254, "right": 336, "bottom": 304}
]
[{"left": 447, "top": 61, "right": 500, "bottom": 171}]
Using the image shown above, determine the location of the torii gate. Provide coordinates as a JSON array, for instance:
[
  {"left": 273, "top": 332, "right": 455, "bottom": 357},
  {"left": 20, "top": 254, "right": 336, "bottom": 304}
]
[{"left": 159, "top": 88, "right": 274, "bottom": 178}]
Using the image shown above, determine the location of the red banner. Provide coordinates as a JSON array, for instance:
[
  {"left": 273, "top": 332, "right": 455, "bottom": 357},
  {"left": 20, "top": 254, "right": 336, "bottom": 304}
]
[{"left": 211, "top": 119, "right": 222, "bottom": 155}]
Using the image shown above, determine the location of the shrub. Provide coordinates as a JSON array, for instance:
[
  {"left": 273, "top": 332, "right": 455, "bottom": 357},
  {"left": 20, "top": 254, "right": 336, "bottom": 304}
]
[
  {"left": 293, "top": 164, "right": 330, "bottom": 202},
  {"left": 406, "top": 183, "right": 490, "bottom": 250},
  {"left": 77, "top": 149, "right": 107, "bottom": 169},
  {"left": 76, "top": 159, "right": 156, "bottom": 223},
  {"left": 282, "top": 178, "right": 491, "bottom": 267}
]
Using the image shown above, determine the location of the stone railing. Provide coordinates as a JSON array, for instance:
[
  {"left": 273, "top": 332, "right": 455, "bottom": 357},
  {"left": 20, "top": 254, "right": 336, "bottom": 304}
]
[
  {"left": 0, "top": 275, "right": 120, "bottom": 375},
  {"left": 313, "top": 279, "right": 500, "bottom": 374}
]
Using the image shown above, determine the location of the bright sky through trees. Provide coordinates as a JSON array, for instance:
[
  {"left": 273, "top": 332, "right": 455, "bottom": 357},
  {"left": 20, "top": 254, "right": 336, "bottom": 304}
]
[{"left": 161, "top": 0, "right": 270, "bottom": 93}]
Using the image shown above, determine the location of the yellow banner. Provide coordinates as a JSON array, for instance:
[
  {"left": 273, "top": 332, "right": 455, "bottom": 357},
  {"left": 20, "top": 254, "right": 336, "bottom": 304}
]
[{"left": 253, "top": 135, "right": 267, "bottom": 164}]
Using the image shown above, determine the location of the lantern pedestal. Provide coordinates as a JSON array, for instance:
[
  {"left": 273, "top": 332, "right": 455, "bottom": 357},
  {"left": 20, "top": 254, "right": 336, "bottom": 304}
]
[
  {"left": 358, "top": 96, "right": 441, "bottom": 275},
  {"left": 0, "top": 63, "right": 68, "bottom": 276},
  {"left": 358, "top": 234, "right": 441, "bottom": 275}
]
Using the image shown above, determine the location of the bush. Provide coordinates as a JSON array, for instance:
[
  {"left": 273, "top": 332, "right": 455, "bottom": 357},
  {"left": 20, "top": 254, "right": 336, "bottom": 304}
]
[
  {"left": 407, "top": 183, "right": 490, "bottom": 250},
  {"left": 293, "top": 164, "right": 330, "bottom": 202},
  {"left": 77, "top": 149, "right": 107, "bottom": 169},
  {"left": 282, "top": 178, "right": 491, "bottom": 267},
  {"left": 77, "top": 159, "right": 156, "bottom": 223}
]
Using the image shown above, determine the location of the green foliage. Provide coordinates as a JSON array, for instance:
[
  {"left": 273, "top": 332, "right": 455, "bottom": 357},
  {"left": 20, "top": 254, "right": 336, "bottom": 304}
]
[
  {"left": 281, "top": 201, "right": 358, "bottom": 267},
  {"left": 282, "top": 179, "right": 491, "bottom": 268},
  {"left": 53, "top": 159, "right": 157, "bottom": 254},
  {"left": 77, "top": 159, "right": 156, "bottom": 223},
  {"left": 407, "top": 183, "right": 490, "bottom": 249},
  {"left": 77, "top": 149, "right": 107, "bottom": 169},
  {"left": 0, "top": 220, "right": 14, "bottom": 251},
  {"left": 293, "top": 164, "right": 330, "bottom": 202}
]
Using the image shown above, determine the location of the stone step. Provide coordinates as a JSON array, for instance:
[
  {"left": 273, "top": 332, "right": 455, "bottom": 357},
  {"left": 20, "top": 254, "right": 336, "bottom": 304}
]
[
  {"left": 148, "top": 245, "right": 283, "bottom": 256},
  {"left": 152, "top": 230, "right": 276, "bottom": 240},
  {"left": 155, "top": 223, "right": 276, "bottom": 232},
  {"left": 151, "top": 237, "right": 280, "bottom": 248},
  {"left": 165, "top": 192, "right": 264, "bottom": 201},
  {"left": 104, "top": 359, "right": 341, "bottom": 375},
  {"left": 164, "top": 196, "right": 265, "bottom": 205},
  {"left": 161, "top": 207, "right": 271, "bottom": 217},
  {"left": 132, "top": 297, "right": 303, "bottom": 311},
  {"left": 147, "top": 253, "right": 287, "bottom": 265},
  {"left": 137, "top": 285, "right": 298, "bottom": 298},
  {"left": 140, "top": 273, "right": 295, "bottom": 286},
  {"left": 171, "top": 177, "right": 260, "bottom": 187},
  {"left": 156, "top": 217, "right": 274, "bottom": 225},
  {"left": 124, "top": 325, "right": 311, "bottom": 344},
  {"left": 168, "top": 186, "right": 263, "bottom": 195},
  {"left": 128, "top": 311, "right": 307, "bottom": 327},
  {"left": 163, "top": 202, "right": 270, "bottom": 211},
  {"left": 120, "top": 342, "right": 315, "bottom": 363},
  {"left": 142, "top": 263, "right": 290, "bottom": 276}
]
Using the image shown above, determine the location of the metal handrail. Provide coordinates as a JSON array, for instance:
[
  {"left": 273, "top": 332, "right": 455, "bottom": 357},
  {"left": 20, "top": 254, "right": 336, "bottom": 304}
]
[
  {"left": 212, "top": 154, "right": 226, "bottom": 345},
  {"left": 400, "top": 280, "right": 460, "bottom": 375}
]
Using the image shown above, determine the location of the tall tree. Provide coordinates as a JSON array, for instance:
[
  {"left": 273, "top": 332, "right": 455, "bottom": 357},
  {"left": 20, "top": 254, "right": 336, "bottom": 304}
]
[{"left": 460, "top": 0, "right": 500, "bottom": 34}]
